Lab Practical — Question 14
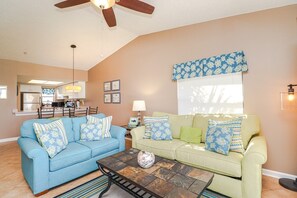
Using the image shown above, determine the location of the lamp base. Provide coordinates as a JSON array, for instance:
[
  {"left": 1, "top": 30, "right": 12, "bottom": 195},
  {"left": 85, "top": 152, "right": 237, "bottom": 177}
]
[
  {"left": 137, "top": 111, "right": 141, "bottom": 126},
  {"left": 279, "top": 178, "right": 297, "bottom": 192}
]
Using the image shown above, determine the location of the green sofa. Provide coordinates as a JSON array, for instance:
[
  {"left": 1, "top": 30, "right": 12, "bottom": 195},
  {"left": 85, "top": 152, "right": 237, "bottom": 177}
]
[{"left": 131, "top": 112, "right": 267, "bottom": 198}]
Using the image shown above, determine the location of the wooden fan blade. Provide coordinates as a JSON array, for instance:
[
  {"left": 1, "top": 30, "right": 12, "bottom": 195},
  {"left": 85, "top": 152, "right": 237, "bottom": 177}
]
[
  {"left": 102, "top": 7, "right": 117, "bottom": 27},
  {"left": 116, "top": 0, "right": 154, "bottom": 14},
  {"left": 55, "top": 0, "right": 90, "bottom": 8}
]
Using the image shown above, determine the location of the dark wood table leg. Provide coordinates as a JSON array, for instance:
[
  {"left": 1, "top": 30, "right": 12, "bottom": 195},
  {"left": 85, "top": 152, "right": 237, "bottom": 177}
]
[{"left": 98, "top": 165, "right": 112, "bottom": 198}]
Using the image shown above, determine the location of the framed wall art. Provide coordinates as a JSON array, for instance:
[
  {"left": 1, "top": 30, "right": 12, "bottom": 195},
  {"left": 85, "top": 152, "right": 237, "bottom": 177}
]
[
  {"left": 112, "top": 92, "right": 121, "bottom": 104},
  {"left": 111, "top": 80, "right": 120, "bottom": 91},
  {"left": 104, "top": 81, "right": 111, "bottom": 92},
  {"left": 104, "top": 93, "right": 111, "bottom": 103}
]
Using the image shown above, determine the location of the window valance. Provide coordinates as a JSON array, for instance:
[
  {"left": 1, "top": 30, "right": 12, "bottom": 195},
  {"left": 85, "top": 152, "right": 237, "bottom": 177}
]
[
  {"left": 42, "top": 88, "right": 55, "bottom": 95},
  {"left": 172, "top": 51, "right": 248, "bottom": 81}
]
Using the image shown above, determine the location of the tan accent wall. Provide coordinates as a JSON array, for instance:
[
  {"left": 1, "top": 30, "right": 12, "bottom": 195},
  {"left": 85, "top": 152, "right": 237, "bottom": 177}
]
[
  {"left": 0, "top": 59, "right": 88, "bottom": 139},
  {"left": 87, "top": 5, "right": 297, "bottom": 175}
]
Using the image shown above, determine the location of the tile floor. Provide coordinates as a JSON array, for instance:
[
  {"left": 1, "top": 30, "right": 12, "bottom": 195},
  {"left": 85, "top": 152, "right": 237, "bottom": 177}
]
[{"left": 0, "top": 141, "right": 296, "bottom": 198}]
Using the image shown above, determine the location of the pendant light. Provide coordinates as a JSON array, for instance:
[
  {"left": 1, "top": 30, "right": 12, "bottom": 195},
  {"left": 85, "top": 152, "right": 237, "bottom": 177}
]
[{"left": 65, "top": 44, "right": 81, "bottom": 93}]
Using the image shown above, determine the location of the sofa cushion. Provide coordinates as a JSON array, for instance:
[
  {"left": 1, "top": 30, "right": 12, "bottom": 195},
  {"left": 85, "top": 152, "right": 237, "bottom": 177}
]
[
  {"left": 72, "top": 113, "right": 106, "bottom": 141},
  {"left": 205, "top": 119, "right": 235, "bottom": 155},
  {"left": 152, "top": 112, "right": 194, "bottom": 139},
  {"left": 150, "top": 120, "right": 173, "bottom": 140},
  {"left": 135, "top": 139, "right": 187, "bottom": 159},
  {"left": 180, "top": 126, "right": 202, "bottom": 144},
  {"left": 50, "top": 142, "right": 91, "bottom": 172},
  {"left": 20, "top": 117, "right": 74, "bottom": 142},
  {"left": 33, "top": 119, "right": 68, "bottom": 145},
  {"left": 176, "top": 143, "right": 243, "bottom": 178},
  {"left": 87, "top": 115, "right": 112, "bottom": 138},
  {"left": 78, "top": 138, "right": 119, "bottom": 158},
  {"left": 193, "top": 114, "right": 260, "bottom": 148},
  {"left": 143, "top": 116, "right": 169, "bottom": 139},
  {"left": 37, "top": 127, "right": 67, "bottom": 158},
  {"left": 80, "top": 123, "right": 103, "bottom": 141},
  {"left": 72, "top": 117, "right": 88, "bottom": 141}
]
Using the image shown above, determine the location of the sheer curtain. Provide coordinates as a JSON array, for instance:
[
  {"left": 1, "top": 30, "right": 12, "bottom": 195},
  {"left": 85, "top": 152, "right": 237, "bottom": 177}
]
[{"left": 177, "top": 72, "right": 243, "bottom": 115}]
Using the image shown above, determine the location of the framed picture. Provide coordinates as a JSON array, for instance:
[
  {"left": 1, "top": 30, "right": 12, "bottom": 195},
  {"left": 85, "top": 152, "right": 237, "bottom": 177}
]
[
  {"left": 111, "top": 80, "right": 120, "bottom": 91},
  {"left": 104, "top": 93, "right": 111, "bottom": 103},
  {"left": 112, "top": 92, "right": 121, "bottom": 104},
  {"left": 128, "top": 117, "right": 139, "bottom": 128},
  {"left": 104, "top": 81, "right": 111, "bottom": 92}
]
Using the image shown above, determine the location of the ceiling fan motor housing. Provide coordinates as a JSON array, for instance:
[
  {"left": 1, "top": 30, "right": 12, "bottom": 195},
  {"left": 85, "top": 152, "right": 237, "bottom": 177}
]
[{"left": 91, "top": 0, "right": 115, "bottom": 9}]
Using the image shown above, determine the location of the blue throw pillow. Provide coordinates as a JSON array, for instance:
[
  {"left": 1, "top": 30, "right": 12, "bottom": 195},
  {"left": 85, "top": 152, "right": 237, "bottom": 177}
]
[
  {"left": 205, "top": 119, "right": 235, "bottom": 155},
  {"left": 150, "top": 121, "right": 173, "bottom": 141},
  {"left": 80, "top": 123, "right": 103, "bottom": 141},
  {"left": 38, "top": 127, "right": 67, "bottom": 158},
  {"left": 87, "top": 115, "right": 112, "bottom": 138},
  {"left": 143, "top": 116, "right": 169, "bottom": 139}
]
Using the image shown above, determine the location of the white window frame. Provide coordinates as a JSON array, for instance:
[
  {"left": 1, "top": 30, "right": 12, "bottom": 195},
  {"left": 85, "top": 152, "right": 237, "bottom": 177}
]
[
  {"left": 0, "top": 85, "right": 7, "bottom": 99},
  {"left": 177, "top": 73, "right": 244, "bottom": 115}
]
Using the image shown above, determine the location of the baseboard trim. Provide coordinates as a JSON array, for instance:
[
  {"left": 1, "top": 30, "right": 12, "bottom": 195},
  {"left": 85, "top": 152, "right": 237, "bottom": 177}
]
[
  {"left": 263, "top": 169, "right": 297, "bottom": 180},
  {"left": 0, "top": 137, "right": 18, "bottom": 143}
]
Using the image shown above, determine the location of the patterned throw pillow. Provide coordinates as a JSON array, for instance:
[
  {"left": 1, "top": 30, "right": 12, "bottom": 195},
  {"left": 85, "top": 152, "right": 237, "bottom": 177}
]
[
  {"left": 150, "top": 121, "right": 173, "bottom": 140},
  {"left": 143, "top": 116, "right": 169, "bottom": 139},
  {"left": 80, "top": 123, "right": 103, "bottom": 141},
  {"left": 205, "top": 119, "right": 235, "bottom": 155},
  {"left": 87, "top": 115, "right": 112, "bottom": 138},
  {"left": 228, "top": 118, "right": 244, "bottom": 153},
  {"left": 33, "top": 119, "right": 68, "bottom": 145},
  {"left": 39, "top": 127, "right": 67, "bottom": 158}
]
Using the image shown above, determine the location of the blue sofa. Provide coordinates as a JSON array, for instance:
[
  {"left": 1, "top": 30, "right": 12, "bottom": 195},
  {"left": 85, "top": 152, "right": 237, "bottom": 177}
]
[{"left": 18, "top": 113, "right": 126, "bottom": 195}]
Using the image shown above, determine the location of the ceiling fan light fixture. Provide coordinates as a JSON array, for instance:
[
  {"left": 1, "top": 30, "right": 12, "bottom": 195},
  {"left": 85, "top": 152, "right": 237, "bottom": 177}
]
[{"left": 91, "top": 0, "right": 115, "bottom": 9}]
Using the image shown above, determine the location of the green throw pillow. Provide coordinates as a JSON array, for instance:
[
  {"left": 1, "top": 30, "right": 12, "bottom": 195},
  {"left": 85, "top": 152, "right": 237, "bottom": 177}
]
[{"left": 180, "top": 126, "right": 202, "bottom": 144}]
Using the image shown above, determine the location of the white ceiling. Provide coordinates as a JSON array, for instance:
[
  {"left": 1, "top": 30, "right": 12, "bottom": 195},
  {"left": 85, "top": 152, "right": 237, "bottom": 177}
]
[{"left": 0, "top": 0, "right": 296, "bottom": 70}]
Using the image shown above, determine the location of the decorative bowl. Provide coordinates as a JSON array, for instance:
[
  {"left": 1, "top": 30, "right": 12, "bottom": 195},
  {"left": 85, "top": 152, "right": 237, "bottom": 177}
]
[{"left": 137, "top": 150, "right": 155, "bottom": 169}]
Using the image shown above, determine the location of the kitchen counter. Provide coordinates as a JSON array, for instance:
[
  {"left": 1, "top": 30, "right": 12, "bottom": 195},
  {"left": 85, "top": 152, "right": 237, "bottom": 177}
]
[{"left": 14, "top": 107, "right": 89, "bottom": 117}]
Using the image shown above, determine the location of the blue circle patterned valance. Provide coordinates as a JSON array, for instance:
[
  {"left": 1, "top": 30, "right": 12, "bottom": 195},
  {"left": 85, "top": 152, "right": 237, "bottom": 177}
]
[
  {"left": 172, "top": 51, "right": 248, "bottom": 80},
  {"left": 42, "top": 88, "right": 55, "bottom": 95}
]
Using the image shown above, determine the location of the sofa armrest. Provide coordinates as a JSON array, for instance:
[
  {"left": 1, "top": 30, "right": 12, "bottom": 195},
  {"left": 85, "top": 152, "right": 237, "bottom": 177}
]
[
  {"left": 243, "top": 136, "right": 267, "bottom": 164},
  {"left": 110, "top": 125, "right": 126, "bottom": 152},
  {"left": 242, "top": 136, "right": 267, "bottom": 198},
  {"left": 18, "top": 137, "right": 48, "bottom": 159},
  {"left": 17, "top": 137, "right": 50, "bottom": 194},
  {"left": 131, "top": 126, "right": 145, "bottom": 148}
]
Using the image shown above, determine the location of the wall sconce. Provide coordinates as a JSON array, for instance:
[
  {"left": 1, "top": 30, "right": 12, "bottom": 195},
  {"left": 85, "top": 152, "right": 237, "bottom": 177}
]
[
  {"left": 280, "top": 84, "right": 297, "bottom": 110},
  {"left": 287, "top": 84, "right": 296, "bottom": 101}
]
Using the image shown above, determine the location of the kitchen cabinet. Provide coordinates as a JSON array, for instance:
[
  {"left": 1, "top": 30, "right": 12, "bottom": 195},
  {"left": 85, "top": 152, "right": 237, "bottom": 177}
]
[{"left": 20, "top": 84, "right": 42, "bottom": 93}]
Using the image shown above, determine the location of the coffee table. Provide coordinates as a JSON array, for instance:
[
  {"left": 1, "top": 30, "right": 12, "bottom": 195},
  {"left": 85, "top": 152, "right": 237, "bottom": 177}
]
[{"left": 97, "top": 148, "right": 214, "bottom": 198}]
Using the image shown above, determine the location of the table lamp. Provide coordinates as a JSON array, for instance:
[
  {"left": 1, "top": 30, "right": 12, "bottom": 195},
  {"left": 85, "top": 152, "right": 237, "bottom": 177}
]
[{"left": 132, "top": 100, "right": 146, "bottom": 125}]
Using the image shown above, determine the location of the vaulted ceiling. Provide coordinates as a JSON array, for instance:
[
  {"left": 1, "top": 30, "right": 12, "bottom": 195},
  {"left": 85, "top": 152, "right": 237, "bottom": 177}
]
[{"left": 1, "top": 0, "right": 296, "bottom": 70}]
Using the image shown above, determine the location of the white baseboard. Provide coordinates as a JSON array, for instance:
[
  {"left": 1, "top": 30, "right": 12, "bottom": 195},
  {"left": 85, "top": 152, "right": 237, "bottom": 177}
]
[
  {"left": 263, "top": 168, "right": 297, "bottom": 180},
  {"left": 0, "top": 137, "right": 18, "bottom": 143}
]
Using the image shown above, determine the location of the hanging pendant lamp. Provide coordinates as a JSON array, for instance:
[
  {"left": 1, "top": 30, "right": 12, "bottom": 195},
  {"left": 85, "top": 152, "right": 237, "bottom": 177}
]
[{"left": 65, "top": 44, "right": 81, "bottom": 93}]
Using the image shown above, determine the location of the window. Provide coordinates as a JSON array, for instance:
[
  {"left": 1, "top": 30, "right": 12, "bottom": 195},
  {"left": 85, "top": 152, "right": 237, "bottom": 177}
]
[
  {"left": 0, "top": 85, "right": 7, "bottom": 99},
  {"left": 42, "top": 88, "right": 55, "bottom": 105},
  {"left": 177, "top": 73, "right": 243, "bottom": 115}
]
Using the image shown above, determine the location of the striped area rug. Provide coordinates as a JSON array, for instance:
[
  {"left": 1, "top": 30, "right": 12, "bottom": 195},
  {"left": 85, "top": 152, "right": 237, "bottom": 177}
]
[{"left": 55, "top": 175, "right": 227, "bottom": 198}]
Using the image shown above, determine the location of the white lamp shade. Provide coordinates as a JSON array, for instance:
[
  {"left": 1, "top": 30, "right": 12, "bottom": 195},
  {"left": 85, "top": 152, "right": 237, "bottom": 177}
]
[{"left": 133, "top": 100, "right": 146, "bottom": 111}]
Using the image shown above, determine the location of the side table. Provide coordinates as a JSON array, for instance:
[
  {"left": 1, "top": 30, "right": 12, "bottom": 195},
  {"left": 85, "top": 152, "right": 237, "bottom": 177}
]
[{"left": 121, "top": 125, "right": 137, "bottom": 150}]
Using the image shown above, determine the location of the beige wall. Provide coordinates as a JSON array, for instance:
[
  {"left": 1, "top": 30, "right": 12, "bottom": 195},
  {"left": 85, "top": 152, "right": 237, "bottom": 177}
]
[
  {"left": 0, "top": 59, "right": 88, "bottom": 139},
  {"left": 87, "top": 5, "right": 297, "bottom": 175}
]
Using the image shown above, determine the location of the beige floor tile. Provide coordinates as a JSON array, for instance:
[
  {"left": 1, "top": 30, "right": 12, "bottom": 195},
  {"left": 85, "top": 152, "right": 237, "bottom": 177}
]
[{"left": 0, "top": 141, "right": 296, "bottom": 198}]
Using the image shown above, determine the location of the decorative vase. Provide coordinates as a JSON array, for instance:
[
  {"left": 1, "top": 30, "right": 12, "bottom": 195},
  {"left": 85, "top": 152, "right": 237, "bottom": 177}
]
[{"left": 137, "top": 151, "right": 155, "bottom": 169}]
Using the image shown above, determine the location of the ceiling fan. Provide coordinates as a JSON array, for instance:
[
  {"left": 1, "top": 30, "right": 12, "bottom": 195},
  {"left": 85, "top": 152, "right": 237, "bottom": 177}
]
[{"left": 54, "top": 0, "right": 155, "bottom": 27}]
